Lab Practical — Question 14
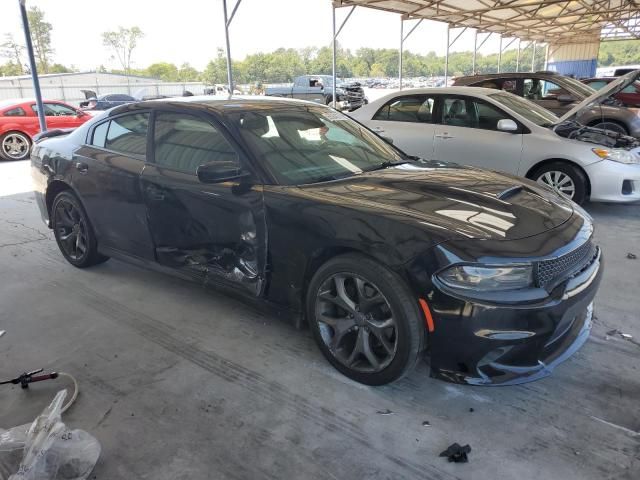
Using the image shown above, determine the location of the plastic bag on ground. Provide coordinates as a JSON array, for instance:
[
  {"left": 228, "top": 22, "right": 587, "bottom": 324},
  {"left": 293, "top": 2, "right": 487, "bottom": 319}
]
[{"left": 0, "top": 390, "right": 100, "bottom": 480}]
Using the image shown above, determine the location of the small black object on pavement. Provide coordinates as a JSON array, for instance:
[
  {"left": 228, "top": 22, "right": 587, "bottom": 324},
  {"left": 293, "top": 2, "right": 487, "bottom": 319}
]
[{"left": 439, "top": 443, "right": 472, "bottom": 463}]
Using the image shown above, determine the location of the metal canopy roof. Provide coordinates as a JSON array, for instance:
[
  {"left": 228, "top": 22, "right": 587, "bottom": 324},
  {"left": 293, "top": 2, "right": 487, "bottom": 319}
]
[{"left": 334, "top": 1, "right": 640, "bottom": 43}]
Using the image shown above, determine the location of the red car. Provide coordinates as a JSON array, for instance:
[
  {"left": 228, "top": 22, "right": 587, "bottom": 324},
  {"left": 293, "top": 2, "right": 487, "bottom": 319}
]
[
  {"left": 582, "top": 77, "right": 640, "bottom": 107},
  {"left": 0, "top": 99, "right": 91, "bottom": 161}
]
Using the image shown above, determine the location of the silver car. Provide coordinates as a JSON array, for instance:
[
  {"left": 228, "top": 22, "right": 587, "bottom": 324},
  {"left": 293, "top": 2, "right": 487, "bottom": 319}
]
[{"left": 350, "top": 73, "right": 640, "bottom": 204}]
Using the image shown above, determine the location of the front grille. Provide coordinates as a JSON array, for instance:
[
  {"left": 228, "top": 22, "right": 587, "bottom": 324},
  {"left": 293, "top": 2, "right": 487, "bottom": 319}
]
[{"left": 536, "top": 240, "right": 598, "bottom": 289}]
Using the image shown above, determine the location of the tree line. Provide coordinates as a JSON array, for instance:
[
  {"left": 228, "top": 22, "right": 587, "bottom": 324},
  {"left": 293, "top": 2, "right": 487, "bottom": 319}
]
[{"left": 1, "top": 6, "right": 639, "bottom": 83}]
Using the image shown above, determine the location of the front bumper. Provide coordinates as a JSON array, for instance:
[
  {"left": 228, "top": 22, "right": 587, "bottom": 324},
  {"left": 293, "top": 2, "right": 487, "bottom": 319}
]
[
  {"left": 585, "top": 159, "right": 640, "bottom": 202},
  {"left": 426, "top": 246, "right": 602, "bottom": 386}
]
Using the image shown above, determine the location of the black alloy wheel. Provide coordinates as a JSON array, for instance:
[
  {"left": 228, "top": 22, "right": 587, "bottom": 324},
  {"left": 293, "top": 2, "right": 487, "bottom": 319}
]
[
  {"left": 307, "top": 254, "right": 424, "bottom": 385},
  {"left": 52, "top": 191, "right": 109, "bottom": 268}
]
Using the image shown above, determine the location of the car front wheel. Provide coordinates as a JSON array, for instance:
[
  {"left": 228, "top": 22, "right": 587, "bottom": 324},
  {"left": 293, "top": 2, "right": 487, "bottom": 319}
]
[
  {"left": 51, "top": 191, "right": 109, "bottom": 268},
  {"left": 306, "top": 254, "right": 425, "bottom": 385},
  {"left": 533, "top": 162, "right": 587, "bottom": 205}
]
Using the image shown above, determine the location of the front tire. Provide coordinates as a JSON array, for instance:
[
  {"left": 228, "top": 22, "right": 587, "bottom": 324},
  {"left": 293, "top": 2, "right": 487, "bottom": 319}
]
[
  {"left": 306, "top": 254, "right": 425, "bottom": 385},
  {"left": 0, "top": 131, "right": 31, "bottom": 161},
  {"left": 532, "top": 161, "right": 588, "bottom": 205},
  {"left": 51, "top": 191, "right": 109, "bottom": 268}
]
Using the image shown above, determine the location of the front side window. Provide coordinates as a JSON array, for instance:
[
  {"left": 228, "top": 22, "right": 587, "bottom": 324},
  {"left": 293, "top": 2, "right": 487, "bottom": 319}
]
[
  {"left": 4, "top": 107, "right": 25, "bottom": 117},
  {"left": 105, "top": 113, "right": 149, "bottom": 156},
  {"left": 586, "top": 80, "right": 608, "bottom": 90},
  {"left": 153, "top": 112, "right": 238, "bottom": 174},
  {"left": 32, "top": 103, "right": 77, "bottom": 116},
  {"left": 231, "top": 105, "right": 405, "bottom": 185},
  {"left": 373, "top": 95, "right": 435, "bottom": 123}
]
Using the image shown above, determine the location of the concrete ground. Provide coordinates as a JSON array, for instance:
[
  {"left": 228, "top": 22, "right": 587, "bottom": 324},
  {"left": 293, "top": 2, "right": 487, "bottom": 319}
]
[{"left": 0, "top": 159, "right": 638, "bottom": 480}]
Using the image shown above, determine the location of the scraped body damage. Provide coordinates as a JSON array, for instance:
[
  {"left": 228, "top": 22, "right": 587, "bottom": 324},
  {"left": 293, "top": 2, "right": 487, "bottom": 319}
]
[{"left": 140, "top": 164, "right": 267, "bottom": 296}]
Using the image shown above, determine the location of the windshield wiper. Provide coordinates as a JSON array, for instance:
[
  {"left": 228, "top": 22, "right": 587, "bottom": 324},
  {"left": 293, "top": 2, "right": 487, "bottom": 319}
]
[{"left": 367, "top": 160, "right": 410, "bottom": 172}]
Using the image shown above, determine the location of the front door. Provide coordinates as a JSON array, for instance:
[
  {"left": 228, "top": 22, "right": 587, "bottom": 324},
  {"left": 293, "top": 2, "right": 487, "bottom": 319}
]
[
  {"left": 73, "top": 111, "right": 155, "bottom": 259},
  {"left": 31, "top": 102, "right": 88, "bottom": 130},
  {"left": 433, "top": 96, "right": 523, "bottom": 174},
  {"left": 522, "top": 78, "right": 575, "bottom": 116},
  {"left": 140, "top": 110, "right": 266, "bottom": 295}
]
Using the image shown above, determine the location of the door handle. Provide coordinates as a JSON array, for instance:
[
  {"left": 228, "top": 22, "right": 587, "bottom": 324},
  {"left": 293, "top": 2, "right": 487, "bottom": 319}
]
[
  {"left": 145, "top": 185, "right": 165, "bottom": 201},
  {"left": 435, "top": 133, "right": 455, "bottom": 139},
  {"left": 75, "top": 162, "right": 88, "bottom": 173}
]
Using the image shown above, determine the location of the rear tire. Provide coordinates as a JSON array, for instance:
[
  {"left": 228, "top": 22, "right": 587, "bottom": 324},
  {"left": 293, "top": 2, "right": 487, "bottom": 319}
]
[
  {"left": 306, "top": 253, "right": 424, "bottom": 386},
  {"left": 532, "top": 161, "right": 588, "bottom": 205},
  {"left": 0, "top": 131, "right": 31, "bottom": 161},
  {"left": 51, "top": 191, "right": 109, "bottom": 268}
]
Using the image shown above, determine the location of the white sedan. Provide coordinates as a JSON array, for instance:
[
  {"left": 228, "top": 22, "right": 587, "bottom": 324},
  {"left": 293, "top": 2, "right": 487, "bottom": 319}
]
[{"left": 350, "top": 85, "right": 640, "bottom": 204}]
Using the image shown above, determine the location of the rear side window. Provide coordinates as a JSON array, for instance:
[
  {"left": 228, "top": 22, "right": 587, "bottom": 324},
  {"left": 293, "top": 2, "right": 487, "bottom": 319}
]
[
  {"left": 153, "top": 112, "right": 238, "bottom": 174},
  {"left": 105, "top": 113, "right": 149, "bottom": 156},
  {"left": 372, "top": 95, "right": 435, "bottom": 123},
  {"left": 4, "top": 107, "right": 26, "bottom": 117},
  {"left": 91, "top": 121, "right": 109, "bottom": 148}
]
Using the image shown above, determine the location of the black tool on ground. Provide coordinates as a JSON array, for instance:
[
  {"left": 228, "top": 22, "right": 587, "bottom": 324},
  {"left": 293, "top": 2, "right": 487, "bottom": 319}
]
[
  {"left": 439, "top": 443, "right": 472, "bottom": 463},
  {"left": 0, "top": 368, "right": 59, "bottom": 389}
]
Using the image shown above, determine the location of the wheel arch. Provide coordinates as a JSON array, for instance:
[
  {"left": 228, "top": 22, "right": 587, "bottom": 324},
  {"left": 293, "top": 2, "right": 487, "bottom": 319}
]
[
  {"left": 525, "top": 158, "right": 591, "bottom": 196},
  {"left": 45, "top": 180, "right": 75, "bottom": 219},
  {"left": 586, "top": 118, "right": 628, "bottom": 134}
]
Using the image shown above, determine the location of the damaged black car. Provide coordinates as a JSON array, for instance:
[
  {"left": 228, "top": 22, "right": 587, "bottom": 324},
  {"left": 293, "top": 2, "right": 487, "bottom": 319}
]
[{"left": 31, "top": 97, "right": 603, "bottom": 386}]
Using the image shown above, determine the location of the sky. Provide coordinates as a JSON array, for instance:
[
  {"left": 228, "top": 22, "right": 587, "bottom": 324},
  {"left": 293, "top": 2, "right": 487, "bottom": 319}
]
[{"left": 0, "top": 0, "right": 507, "bottom": 71}]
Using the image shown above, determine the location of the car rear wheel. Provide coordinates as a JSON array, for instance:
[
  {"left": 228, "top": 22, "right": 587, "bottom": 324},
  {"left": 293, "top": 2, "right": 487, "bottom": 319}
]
[
  {"left": 533, "top": 162, "right": 587, "bottom": 205},
  {"left": 0, "top": 131, "right": 31, "bottom": 161},
  {"left": 306, "top": 254, "right": 424, "bottom": 385},
  {"left": 52, "top": 191, "right": 109, "bottom": 268}
]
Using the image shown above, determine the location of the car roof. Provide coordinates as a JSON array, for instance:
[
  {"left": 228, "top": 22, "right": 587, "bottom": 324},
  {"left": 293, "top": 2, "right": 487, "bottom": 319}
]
[
  {"left": 455, "top": 72, "right": 562, "bottom": 83},
  {"left": 368, "top": 86, "right": 498, "bottom": 101},
  {"left": 109, "top": 95, "right": 327, "bottom": 116}
]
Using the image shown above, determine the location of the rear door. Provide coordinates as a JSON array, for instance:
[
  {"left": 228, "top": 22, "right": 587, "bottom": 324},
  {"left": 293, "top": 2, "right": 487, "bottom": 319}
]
[
  {"left": 73, "top": 111, "right": 155, "bottom": 258},
  {"left": 432, "top": 95, "right": 523, "bottom": 173},
  {"left": 140, "top": 110, "right": 266, "bottom": 295},
  {"left": 364, "top": 93, "right": 437, "bottom": 158}
]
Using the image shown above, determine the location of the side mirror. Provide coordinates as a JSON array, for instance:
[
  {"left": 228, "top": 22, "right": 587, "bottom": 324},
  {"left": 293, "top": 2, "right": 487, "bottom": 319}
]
[
  {"left": 76, "top": 110, "right": 86, "bottom": 117},
  {"left": 197, "top": 161, "right": 249, "bottom": 184},
  {"left": 557, "top": 94, "right": 575, "bottom": 103},
  {"left": 381, "top": 135, "right": 394, "bottom": 144},
  {"left": 497, "top": 119, "right": 519, "bottom": 132}
]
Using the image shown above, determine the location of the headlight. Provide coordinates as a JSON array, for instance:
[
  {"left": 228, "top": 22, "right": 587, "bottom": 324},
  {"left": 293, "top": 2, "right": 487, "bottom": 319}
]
[
  {"left": 592, "top": 148, "right": 639, "bottom": 164},
  {"left": 437, "top": 264, "right": 533, "bottom": 291}
]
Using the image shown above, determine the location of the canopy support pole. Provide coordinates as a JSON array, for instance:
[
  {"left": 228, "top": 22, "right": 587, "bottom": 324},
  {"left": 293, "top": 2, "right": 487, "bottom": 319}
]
[
  {"left": 399, "top": 18, "right": 423, "bottom": 89},
  {"left": 472, "top": 29, "right": 477, "bottom": 74},
  {"left": 332, "top": 4, "right": 355, "bottom": 107},
  {"left": 516, "top": 39, "right": 521, "bottom": 71},
  {"left": 19, "top": 0, "right": 46, "bottom": 132},
  {"left": 222, "top": 0, "right": 242, "bottom": 94},
  {"left": 444, "top": 25, "right": 450, "bottom": 84},
  {"left": 531, "top": 40, "right": 537, "bottom": 72},
  {"left": 498, "top": 36, "right": 502, "bottom": 73}
]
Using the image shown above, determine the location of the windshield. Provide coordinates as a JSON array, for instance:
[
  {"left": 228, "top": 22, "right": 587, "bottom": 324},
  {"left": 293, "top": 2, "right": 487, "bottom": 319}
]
[
  {"left": 490, "top": 91, "right": 559, "bottom": 127},
  {"left": 230, "top": 105, "right": 405, "bottom": 185}
]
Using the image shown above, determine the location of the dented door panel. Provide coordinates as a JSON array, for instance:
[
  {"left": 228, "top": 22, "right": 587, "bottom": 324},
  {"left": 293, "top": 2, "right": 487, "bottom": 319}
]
[{"left": 140, "top": 164, "right": 266, "bottom": 295}]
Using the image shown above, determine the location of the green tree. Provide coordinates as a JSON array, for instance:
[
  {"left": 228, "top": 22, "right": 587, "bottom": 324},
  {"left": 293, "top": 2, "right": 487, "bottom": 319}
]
[
  {"left": 202, "top": 48, "right": 229, "bottom": 85},
  {"left": 102, "top": 26, "right": 144, "bottom": 76},
  {"left": 178, "top": 63, "right": 200, "bottom": 82},
  {"left": 146, "top": 62, "right": 179, "bottom": 81},
  {"left": 1, "top": 34, "right": 25, "bottom": 74},
  {"left": 27, "top": 6, "right": 53, "bottom": 73}
]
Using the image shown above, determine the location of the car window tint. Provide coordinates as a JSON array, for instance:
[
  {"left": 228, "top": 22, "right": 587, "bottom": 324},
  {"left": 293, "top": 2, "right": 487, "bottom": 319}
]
[
  {"left": 442, "top": 97, "right": 473, "bottom": 127},
  {"left": 372, "top": 95, "right": 435, "bottom": 123},
  {"left": 153, "top": 112, "right": 238, "bottom": 174},
  {"left": 105, "top": 113, "right": 149, "bottom": 156},
  {"left": 4, "top": 107, "right": 25, "bottom": 116},
  {"left": 501, "top": 80, "right": 517, "bottom": 93},
  {"left": 622, "top": 83, "right": 639, "bottom": 93},
  {"left": 31, "top": 103, "right": 77, "bottom": 116},
  {"left": 91, "top": 121, "right": 109, "bottom": 148},
  {"left": 473, "top": 100, "right": 510, "bottom": 131},
  {"left": 523, "top": 79, "right": 569, "bottom": 100}
]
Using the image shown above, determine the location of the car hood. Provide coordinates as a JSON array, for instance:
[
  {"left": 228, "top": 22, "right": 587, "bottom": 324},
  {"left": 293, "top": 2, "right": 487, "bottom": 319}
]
[
  {"left": 298, "top": 162, "right": 574, "bottom": 241},
  {"left": 557, "top": 70, "right": 640, "bottom": 123}
]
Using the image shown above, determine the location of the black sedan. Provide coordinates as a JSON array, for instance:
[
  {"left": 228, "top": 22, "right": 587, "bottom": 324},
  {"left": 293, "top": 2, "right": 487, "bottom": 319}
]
[
  {"left": 31, "top": 97, "right": 603, "bottom": 386},
  {"left": 79, "top": 90, "right": 137, "bottom": 111}
]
